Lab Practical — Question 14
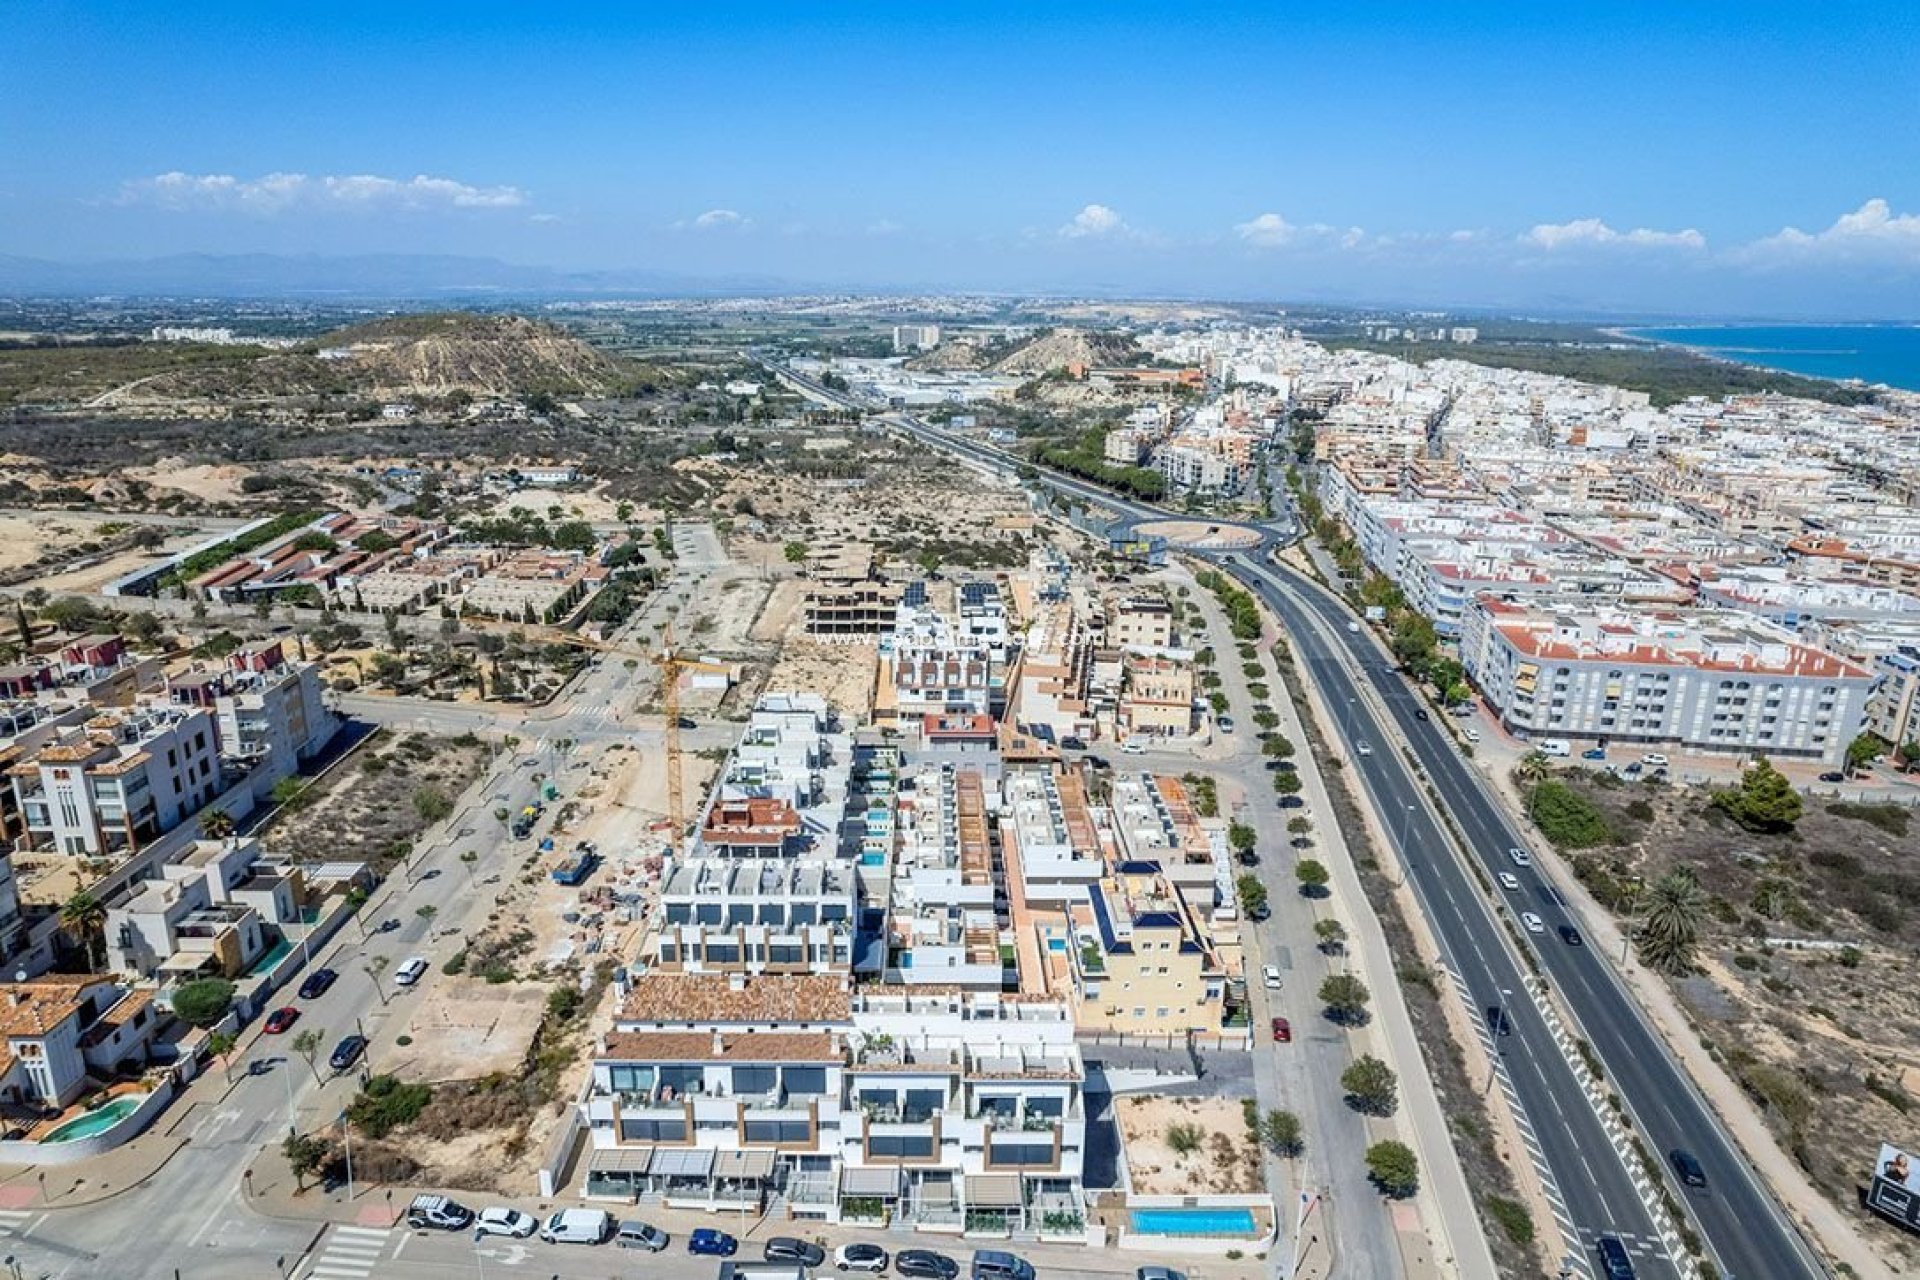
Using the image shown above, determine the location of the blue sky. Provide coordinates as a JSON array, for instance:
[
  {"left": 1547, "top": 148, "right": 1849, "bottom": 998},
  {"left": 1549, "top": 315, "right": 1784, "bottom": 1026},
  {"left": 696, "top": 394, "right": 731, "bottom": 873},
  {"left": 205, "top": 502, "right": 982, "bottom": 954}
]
[{"left": 4, "top": 1, "right": 1918, "bottom": 315}]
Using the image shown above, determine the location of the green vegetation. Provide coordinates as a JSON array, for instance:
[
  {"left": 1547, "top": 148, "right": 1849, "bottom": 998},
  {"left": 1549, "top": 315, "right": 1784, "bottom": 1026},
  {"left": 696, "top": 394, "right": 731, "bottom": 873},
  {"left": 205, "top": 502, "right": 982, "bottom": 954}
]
[
  {"left": 1342, "top": 1055, "right": 1398, "bottom": 1115},
  {"left": 1525, "top": 779, "right": 1618, "bottom": 848},
  {"left": 1365, "top": 1139, "right": 1420, "bottom": 1197},
  {"left": 1711, "top": 757, "right": 1802, "bottom": 832},
  {"left": 1320, "top": 335, "right": 1878, "bottom": 409},
  {"left": 1635, "top": 868, "right": 1708, "bottom": 975},
  {"left": 1262, "top": 1109, "right": 1305, "bottom": 1157},
  {"left": 1194, "top": 568, "right": 1262, "bottom": 640},
  {"left": 347, "top": 1073, "right": 434, "bottom": 1138},
  {"left": 172, "top": 978, "right": 237, "bottom": 1029},
  {"left": 412, "top": 786, "right": 454, "bottom": 823},
  {"left": 1294, "top": 858, "right": 1330, "bottom": 893},
  {"left": 1032, "top": 424, "right": 1166, "bottom": 501},
  {"left": 1319, "top": 973, "right": 1371, "bottom": 1025},
  {"left": 1166, "top": 1121, "right": 1205, "bottom": 1155},
  {"left": 1826, "top": 800, "right": 1909, "bottom": 836},
  {"left": 1235, "top": 873, "right": 1268, "bottom": 917},
  {"left": 1485, "top": 1195, "right": 1535, "bottom": 1247},
  {"left": 282, "top": 1132, "right": 332, "bottom": 1190}
]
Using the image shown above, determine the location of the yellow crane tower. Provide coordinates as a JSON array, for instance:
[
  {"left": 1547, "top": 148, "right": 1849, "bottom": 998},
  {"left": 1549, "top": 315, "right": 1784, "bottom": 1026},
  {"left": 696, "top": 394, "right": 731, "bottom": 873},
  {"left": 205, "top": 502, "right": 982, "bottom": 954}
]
[{"left": 653, "top": 624, "right": 689, "bottom": 849}]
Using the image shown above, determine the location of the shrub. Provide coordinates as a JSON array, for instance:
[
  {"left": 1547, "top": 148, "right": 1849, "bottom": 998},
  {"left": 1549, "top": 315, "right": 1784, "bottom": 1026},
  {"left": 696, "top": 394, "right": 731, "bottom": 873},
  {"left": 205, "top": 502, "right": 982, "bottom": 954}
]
[
  {"left": 172, "top": 978, "right": 236, "bottom": 1029},
  {"left": 1527, "top": 780, "right": 1617, "bottom": 848},
  {"left": 1485, "top": 1195, "right": 1534, "bottom": 1246},
  {"left": 1341, "top": 1055, "right": 1397, "bottom": 1115},
  {"left": 347, "top": 1074, "right": 433, "bottom": 1138},
  {"left": 1365, "top": 1140, "right": 1419, "bottom": 1197},
  {"left": 1166, "top": 1122, "right": 1205, "bottom": 1155}
]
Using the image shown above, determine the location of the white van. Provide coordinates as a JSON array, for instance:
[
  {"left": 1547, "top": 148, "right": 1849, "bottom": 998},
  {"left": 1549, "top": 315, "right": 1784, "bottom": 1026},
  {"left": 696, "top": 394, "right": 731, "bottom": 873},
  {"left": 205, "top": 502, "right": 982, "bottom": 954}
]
[
  {"left": 1536, "top": 738, "right": 1572, "bottom": 758},
  {"left": 539, "top": 1207, "right": 613, "bottom": 1245}
]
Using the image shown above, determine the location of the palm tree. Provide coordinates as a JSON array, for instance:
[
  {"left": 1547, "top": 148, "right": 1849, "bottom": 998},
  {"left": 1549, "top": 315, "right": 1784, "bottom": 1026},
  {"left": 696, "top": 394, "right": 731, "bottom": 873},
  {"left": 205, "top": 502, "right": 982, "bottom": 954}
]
[
  {"left": 1635, "top": 868, "right": 1708, "bottom": 975},
  {"left": 201, "top": 807, "right": 235, "bottom": 840},
  {"left": 1515, "top": 751, "right": 1554, "bottom": 786},
  {"left": 60, "top": 891, "right": 108, "bottom": 972}
]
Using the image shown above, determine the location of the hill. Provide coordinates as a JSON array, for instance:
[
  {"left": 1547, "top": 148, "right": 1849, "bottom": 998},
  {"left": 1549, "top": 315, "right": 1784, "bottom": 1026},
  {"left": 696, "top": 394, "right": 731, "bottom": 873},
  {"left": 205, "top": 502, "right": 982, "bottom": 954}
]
[
  {"left": 0, "top": 311, "right": 627, "bottom": 408},
  {"left": 990, "top": 328, "right": 1143, "bottom": 376}
]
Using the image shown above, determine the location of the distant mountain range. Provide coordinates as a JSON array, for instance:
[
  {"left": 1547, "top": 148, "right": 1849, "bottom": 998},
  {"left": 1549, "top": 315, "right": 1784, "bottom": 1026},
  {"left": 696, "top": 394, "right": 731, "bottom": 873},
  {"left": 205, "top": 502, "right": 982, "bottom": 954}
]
[{"left": 0, "top": 252, "right": 797, "bottom": 298}]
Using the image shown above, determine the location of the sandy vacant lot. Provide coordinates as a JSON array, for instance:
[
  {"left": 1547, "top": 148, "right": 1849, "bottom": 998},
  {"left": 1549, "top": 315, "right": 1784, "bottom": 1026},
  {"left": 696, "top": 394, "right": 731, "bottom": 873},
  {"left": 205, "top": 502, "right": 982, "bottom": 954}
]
[
  {"left": 766, "top": 639, "right": 878, "bottom": 721},
  {"left": 1116, "top": 1094, "right": 1265, "bottom": 1195}
]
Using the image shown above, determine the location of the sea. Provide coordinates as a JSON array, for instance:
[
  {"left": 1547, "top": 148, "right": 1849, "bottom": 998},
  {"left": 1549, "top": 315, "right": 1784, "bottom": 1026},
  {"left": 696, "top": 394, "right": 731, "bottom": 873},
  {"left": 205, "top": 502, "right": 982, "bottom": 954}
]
[{"left": 1623, "top": 324, "right": 1920, "bottom": 393}]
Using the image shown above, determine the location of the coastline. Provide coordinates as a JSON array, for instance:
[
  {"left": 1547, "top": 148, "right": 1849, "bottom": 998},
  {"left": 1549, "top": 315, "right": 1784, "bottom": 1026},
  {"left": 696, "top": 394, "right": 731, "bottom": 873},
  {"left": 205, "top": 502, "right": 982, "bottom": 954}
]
[{"left": 1598, "top": 324, "right": 1907, "bottom": 393}]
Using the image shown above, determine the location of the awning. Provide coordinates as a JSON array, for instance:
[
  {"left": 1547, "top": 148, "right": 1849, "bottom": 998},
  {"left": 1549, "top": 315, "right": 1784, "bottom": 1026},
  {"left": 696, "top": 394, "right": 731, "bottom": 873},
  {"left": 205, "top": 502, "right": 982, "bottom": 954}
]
[
  {"left": 965, "top": 1173, "right": 1023, "bottom": 1208},
  {"left": 841, "top": 1166, "right": 904, "bottom": 1197},
  {"left": 588, "top": 1146, "right": 654, "bottom": 1174},
  {"left": 648, "top": 1148, "right": 715, "bottom": 1178},
  {"left": 714, "top": 1149, "right": 777, "bottom": 1180}
]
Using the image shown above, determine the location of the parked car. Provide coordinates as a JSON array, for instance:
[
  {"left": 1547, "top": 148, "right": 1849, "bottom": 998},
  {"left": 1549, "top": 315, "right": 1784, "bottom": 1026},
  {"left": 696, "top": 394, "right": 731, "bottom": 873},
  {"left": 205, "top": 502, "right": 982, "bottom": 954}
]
[
  {"left": 1486, "top": 1005, "right": 1512, "bottom": 1037},
  {"left": 394, "top": 956, "right": 428, "bottom": 987},
  {"left": 1818, "top": 771, "right": 1847, "bottom": 783},
  {"left": 328, "top": 1034, "right": 367, "bottom": 1072},
  {"left": 765, "top": 1238, "right": 826, "bottom": 1267},
  {"left": 1521, "top": 912, "right": 1546, "bottom": 935},
  {"left": 1247, "top": 902, "right": 1271, "bottom": 922},
  {"left": 472, "top": 1207, "right": 537, "bottom": 1239},
  {"left": 1582, "top": 747, "right": 1607, "bottom": 761},
  {"left": 540, "top": 1207, "right": 612, "bottom": 1244},
  {"left": 1497, "top": 872, "right": 1521, "bottom": 892},
  {"left": 1262, "top": 964, "right": 1282, "bottom": 990},
  {"left": 1507, "top": 846, "right": 1533, "bottom": 867},
  {"left": 1462, "top": 727, "right": 1482, "bottom": 744},
  {"left": 1559, "top": 925, "right": 1584, "bottom": 947},
  {"left": 406, "top": 1194, "right": 473, "bottom": 1231},
  {"left": 1277, "top": 795, "right": 1305, "bottom": 809},
  {"left": 1670, "top": 1148, "right": 1708, "bottom": 1189},
  {"left": 1121, "top": 739, "right": 1146, "bottom": 755},
  {"left": 1060, "top": 736, "right": 1088, "bottom": 752},
  {"left": 971, "top": 1249, "right": 1036, "bottom": 1280},
  {"left": 1641, "top": 753, "right": 1670, "bottom": 768},
  {"left": 613, "top": 1219, "right": 669, "bottom": 1250},
  {"left": 1271, "top": 1017, "right": 1293, "bottom": 1043},
  {"left": 896, "top": 1249, "right": 960, "bottom": 1279},
  {"left": 297, "top": 968, "right": 338, "bottom": 1000},
  {"left": 836, "top": 1242, "right": 890, "bottom": 1273},
  {"left": 263, "top": 1006, "right": 300, "bottom": 1035},
  {"left": 1595, "top": 1235, "right": 1637, "bottom": 1279},
  {"left": 1266, "top": 759, "right": 1297, "bottom": 772},
  {"left": 1138, "top": 1268, "right": 1190, "bottom": 1280},
  {"left": 1216, "top": 715, "right": 1235, "bottom": 734},
  {"left": 1235, "top": 849, "right": 1260, "bottom": 867},
  {"left": 690, "top": 1228, "right": 739, "bottom": 1257}
]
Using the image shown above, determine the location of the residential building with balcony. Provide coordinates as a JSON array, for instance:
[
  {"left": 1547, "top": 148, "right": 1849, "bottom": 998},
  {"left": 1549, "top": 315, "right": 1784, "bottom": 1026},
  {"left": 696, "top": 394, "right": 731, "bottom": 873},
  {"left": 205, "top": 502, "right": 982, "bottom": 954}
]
[
  {"left": 1068, "top": 865, "right": 1227, "bottom": 1037},
  {"left": 0, "top": 978, "right": 161, "bottom": 1109},
  {"left": 106, "top": 837, "right": 301, "bottom": 978},
  {"left": 1119, "top": 656, "right": 1194, "bottom": 739},
  {"left": 887, "top": 764, "right": 1003, "bottom": 989},
  {"left": 1460, "top": 594, "right": 1876, "bottom": 763},
  {"left": 6, "top": 706, "right": 221, "bottom": 856}
]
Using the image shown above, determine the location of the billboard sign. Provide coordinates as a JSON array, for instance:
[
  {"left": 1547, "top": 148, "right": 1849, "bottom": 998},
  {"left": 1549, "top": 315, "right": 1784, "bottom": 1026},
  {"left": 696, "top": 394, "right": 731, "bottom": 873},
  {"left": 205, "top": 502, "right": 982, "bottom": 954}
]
[{"left": 1868, "top": 1143, "right": 1920, "bottom": 1231}]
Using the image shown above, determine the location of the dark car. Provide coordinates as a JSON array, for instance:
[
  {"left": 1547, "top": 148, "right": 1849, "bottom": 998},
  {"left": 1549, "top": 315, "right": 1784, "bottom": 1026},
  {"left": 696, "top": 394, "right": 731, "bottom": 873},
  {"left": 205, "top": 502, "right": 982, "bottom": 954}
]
[
  {"left": 1060, "top": 736, "right": 1088, "bottom": 752},
  {"left": 1277, "top": 795, "right": 1305, "bottom": 809},
  {"left": 1247, "top": 902, "right": 1271, "bottom": 922},
  {"left": 298, "top": 968, "right": 338, "bottom": 1000},
  {"left": 1413, "top": 707, "right": 1429, "bottom": 721},
  {"left": 328, "top": 1034, "right": 367, "bottom": 1072},
  {"left": 1266, "top": 759, "right": 1297, "bottom": 772},
  {"left": 1818, "top": 771, "right": 1846, "bottom": 783},
  {"left": 263, "top": 1006, "right": 300, "bottom": 1035},
  {"left": 1558, "top": 925, "right": 1584, "bottom": 947},
  {"left": 1485, "top": 1004, "right": 1512, "bottom": 1037},
  {"left": 1086, "top": 756, "right": 1111, "bottom": 772},
  {"left": 1669, "top": 1148, "right": 1708, "bottom": 1189},
  {"left": 1235, "top": 849, "right": 1260, "bottom": 867},
  {"left": 1595, "top": 1235, "right": 1637, "bottom": 1279},
  {"left": 897, "top": 1249, "right": 961, "bottom": 1279},
  {"left": 688, "top": 1228, "right": 738, "bottom": 1257},
  {"left": 765, "top": 1237, "right": 826, "bottom": 1267}
]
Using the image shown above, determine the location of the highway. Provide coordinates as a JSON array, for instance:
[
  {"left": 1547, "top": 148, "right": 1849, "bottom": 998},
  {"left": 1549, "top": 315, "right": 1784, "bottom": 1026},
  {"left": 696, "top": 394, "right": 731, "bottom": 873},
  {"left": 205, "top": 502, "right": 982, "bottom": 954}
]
[{"left": 767, "top": 359, "right": 1827, "bottom": 1279}]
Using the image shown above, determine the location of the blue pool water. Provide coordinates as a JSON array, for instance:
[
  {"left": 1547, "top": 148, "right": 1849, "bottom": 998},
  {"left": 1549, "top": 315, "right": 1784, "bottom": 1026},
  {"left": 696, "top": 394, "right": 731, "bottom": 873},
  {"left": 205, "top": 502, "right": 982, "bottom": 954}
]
[
  {"left": 1129, "top": 1207, "right": 1257, "bottom": 1236},
  {"left": 247, "top": 935, "right": 293, "bottom": 977},
  {"left": 40, "top": 1094, "right": 146, "bottom": 1144},
  {"left": 859, "top": 852, "right": 886, "bottom": 867}
]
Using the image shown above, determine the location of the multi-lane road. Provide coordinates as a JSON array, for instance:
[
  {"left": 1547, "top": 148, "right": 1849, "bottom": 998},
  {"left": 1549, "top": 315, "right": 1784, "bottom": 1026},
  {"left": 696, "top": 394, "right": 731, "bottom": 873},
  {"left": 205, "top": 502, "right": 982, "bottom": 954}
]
[{"left": 769, "top": 360, "right": 1827, "bottom": 1279}]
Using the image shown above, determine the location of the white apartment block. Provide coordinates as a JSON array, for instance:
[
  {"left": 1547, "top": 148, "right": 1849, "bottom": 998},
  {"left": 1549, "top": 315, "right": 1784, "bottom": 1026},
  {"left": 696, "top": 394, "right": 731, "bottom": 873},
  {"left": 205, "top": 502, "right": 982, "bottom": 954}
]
[
  {"left": 7, "top": 706, "right": 222, "bottom": 856},
  {"left": 1461, "top": 595, "right": 1875, "bottom": 763}
]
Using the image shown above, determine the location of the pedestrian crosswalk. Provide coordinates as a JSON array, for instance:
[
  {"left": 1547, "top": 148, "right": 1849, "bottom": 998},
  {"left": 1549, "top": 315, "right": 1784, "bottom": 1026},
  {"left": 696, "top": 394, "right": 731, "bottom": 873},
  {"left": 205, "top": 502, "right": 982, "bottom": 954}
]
[
  {"left": 0, "top": 1208, "right": 36, "bottom": 1236},
  {"left": 303, "top": 1224, "right": 391, "bottom": 1279}
]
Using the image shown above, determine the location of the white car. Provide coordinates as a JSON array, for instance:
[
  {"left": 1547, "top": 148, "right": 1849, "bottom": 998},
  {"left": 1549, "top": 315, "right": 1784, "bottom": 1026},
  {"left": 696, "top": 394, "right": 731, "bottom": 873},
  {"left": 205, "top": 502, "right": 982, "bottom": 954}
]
[
  {"left": 1507, "top": 846, "right": 1533, "bottom": 868},
  {"left": 1462, "top": 727, "right": 1482, "bottom": 744},
  {"left": 473, "top": 1207, "right": 537, "bottom": 1239},
  {"left": 1497, "top": 872, "right": 1521, "bottom": 892},
  {"left": 394, "top": 956, "right": 429, "bottom": 986},
  {"left": 1262, "top": 964, "right": 1282, "bottom": 990},
  {"left": 1641, "top": 753, "right": 1669, "bottom": 768},
  {"left": 835, "top": 1243, "right": 890, "bottom": 1273},
  {"left": 1521, "top": 912, "right": 1546, "bottom": 935},
  {"left": 1121, "top": 739, "right": 1146, "bottom": 755},
  {"left": 1355, "top": 741, "right": 1373, "bottom": 757}
]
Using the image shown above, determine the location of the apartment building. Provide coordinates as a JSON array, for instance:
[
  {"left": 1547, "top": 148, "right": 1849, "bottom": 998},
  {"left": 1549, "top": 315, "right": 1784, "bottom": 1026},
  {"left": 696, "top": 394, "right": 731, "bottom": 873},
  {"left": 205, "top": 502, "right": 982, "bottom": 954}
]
[
  {"left": 887, "top": 764, "right": 1003, "bottom": 989},
  {"left": 0, "top": 978, "right": 161, "bottom": 1108},
  {"left": 7, "top": 705, "right": 222, "bottom": 856},
  {"left": 1461, "top": 594, "right": 1875, "bottom": 763},
  {"left": 1069, "top": 865, "right": 1225, "bottom": 1037},
  {"left": 1007, "top": 600, "right": 1092, "bottom": 742},
  {"left": 1119, "top": 656, "right": 1194, "bottom": 739},
  {"left": 1108, "top": 596, "right": 1177, "bottom": 652},
  {"left": 106, "top": 837, "right": 302, "bottom": 978},
  {"left": 167, "top": 640, "right": 338, "bottom": 787}
]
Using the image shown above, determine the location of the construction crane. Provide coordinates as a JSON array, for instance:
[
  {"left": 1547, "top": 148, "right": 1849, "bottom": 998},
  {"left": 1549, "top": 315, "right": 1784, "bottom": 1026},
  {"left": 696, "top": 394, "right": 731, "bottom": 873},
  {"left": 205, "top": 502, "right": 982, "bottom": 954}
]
[{"left": 653, "top": 623, "right": 690, "bottom": 850}]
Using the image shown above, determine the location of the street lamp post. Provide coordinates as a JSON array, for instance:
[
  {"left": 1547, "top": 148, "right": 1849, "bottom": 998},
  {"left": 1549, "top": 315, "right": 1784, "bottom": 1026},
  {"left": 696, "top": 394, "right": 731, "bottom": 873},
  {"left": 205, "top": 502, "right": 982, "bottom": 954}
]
[{"left": 340, "top": 1109, "right": 355, "bottom": 1204}]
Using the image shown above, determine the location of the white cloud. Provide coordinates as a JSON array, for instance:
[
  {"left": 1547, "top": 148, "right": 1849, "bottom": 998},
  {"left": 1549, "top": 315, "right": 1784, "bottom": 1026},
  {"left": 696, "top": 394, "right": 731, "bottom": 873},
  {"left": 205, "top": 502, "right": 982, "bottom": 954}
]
[
  {"left": 118, "top": 171, "right": 527, "bottom": 213},
  {"left": 1234, "top": 212, "right": 1297, "bottom": 247},
  {"left": 528, "top": 212, "right": 562, "bottom": 225},
  {"left": 1523, "top": 217, "right": 1705, "bottom": 251},
  {"left": 866, "top": 219, "right": 904, "bottom": 236},
  {"left": 1746, "top": 199, "right": 1920, "bottom": 265},
  {"left": 1060, "top": 203, "right": 1127, "bottom": 239},
  {"left": 691, "top": 208, "right": 748, "bottom": 230}
]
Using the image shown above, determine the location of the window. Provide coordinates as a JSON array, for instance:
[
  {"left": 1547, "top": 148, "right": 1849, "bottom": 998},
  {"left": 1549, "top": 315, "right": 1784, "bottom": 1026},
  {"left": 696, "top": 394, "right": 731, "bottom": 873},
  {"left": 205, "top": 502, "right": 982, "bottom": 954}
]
[
  {"left": 619, "top": 1117, "right": 686, "bottom": 1142},
  {"left": 784, "top": 1066, "right": 827, "bottom": 1097},
  {"left": 869, "top": 1133, "right": 934, "bottom": 1159},
  {"left": 732, "top": 1066, "right": 778, "bottom": 1096},
  {"left": 988, "top": 1140, "right": 1054, "bottom": 1167},
  {"left": 744, "top": 1119, "right": 811, "bottom": 1143}
]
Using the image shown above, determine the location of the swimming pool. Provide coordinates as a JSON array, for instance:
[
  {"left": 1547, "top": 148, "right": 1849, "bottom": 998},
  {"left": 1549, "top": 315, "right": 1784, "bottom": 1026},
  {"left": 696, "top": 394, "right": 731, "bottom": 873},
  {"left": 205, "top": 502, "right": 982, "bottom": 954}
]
[
  {"left": 859, "top": 852, "right": 886, "bottom": 867},
  {"left": 1129, "top": 1207, "right": 1257, "bottom": 1236},
  {"left": 40, "top": 1094, "right": 147, "bottom": 1144}
]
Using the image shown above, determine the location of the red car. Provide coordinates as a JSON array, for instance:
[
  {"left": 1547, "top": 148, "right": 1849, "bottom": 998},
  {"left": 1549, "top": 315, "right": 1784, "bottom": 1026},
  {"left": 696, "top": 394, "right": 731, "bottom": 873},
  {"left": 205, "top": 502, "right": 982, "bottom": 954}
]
[
  {"left": 263, "top": 1006, "right": 300, "bottom": 1034},
  {"left": 1270, "top": 1017, "right": 1292, "bottom": 1043}
]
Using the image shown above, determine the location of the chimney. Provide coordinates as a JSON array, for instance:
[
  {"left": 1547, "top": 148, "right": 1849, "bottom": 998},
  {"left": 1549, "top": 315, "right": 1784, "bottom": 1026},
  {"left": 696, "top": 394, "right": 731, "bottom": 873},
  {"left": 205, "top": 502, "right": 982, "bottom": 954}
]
[{"left": 712, "top": 1029, "right": 726, "bottom": 1057}]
